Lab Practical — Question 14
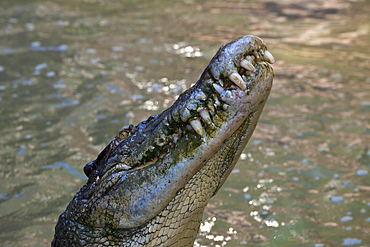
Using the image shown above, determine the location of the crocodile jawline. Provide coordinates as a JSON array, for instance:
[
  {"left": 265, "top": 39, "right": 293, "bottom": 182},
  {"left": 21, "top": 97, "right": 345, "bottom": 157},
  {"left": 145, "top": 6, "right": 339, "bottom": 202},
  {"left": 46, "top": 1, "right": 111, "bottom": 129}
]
[{"left": 52, "top": 35, "right": 274, "bottom": 247}]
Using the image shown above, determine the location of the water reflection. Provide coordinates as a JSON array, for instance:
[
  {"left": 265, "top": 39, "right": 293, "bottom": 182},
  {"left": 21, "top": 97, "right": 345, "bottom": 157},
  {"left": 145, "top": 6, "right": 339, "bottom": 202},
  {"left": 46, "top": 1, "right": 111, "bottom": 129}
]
[{"left": 0, "top": 0, "right": 369, "bottom": 246}]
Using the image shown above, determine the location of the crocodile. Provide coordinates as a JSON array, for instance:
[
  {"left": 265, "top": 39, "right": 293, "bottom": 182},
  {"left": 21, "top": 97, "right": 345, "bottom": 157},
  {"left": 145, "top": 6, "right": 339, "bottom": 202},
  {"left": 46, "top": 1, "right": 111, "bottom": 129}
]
[{"left": 52, "top": 35, "right": 275, "bottom": 247}]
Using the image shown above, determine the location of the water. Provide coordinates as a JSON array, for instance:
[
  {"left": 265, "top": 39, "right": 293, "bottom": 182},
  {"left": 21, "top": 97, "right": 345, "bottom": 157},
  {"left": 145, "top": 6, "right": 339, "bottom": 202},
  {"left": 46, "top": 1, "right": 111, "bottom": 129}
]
[{"left": 0, "top": 0, "right": 369, "bottom": 246}]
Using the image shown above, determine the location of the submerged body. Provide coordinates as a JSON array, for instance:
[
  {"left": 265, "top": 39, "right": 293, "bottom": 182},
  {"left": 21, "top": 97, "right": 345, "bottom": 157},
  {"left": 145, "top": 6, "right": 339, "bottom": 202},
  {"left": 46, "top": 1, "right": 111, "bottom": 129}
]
[{"left": 52, "top": 35, "right": 274, "bottom": 246}]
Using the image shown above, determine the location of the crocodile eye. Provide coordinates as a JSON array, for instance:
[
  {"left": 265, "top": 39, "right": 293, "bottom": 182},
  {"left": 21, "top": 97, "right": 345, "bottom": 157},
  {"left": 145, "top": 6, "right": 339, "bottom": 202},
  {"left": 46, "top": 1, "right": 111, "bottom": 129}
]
[
  {"left": 119, "top": 132, "right": 129, "bottom": 140},
  {"left": 83, "top": 161, "right": 94, "bottom": 177}
]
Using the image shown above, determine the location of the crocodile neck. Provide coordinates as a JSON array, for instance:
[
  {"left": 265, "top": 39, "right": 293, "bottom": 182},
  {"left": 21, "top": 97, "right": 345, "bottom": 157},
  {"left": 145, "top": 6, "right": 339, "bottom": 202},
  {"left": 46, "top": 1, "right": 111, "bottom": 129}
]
[{"left": 57, "top": 114, "right": 259, "bottom": 246}]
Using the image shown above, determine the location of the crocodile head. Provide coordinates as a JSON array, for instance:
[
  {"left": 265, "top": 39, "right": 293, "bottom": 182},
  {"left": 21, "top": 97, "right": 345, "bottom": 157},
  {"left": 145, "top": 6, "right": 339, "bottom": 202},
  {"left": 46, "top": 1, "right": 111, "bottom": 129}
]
[{"left": 52, "top": 35, "right": 274, "bottom": 246}]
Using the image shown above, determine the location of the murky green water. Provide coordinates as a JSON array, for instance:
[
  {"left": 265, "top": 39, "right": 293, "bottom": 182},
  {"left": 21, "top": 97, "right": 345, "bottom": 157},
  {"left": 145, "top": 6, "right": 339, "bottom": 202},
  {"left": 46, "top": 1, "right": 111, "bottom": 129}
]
[{"left": 0, "top": 0, "right": 369, "bottom": 246}]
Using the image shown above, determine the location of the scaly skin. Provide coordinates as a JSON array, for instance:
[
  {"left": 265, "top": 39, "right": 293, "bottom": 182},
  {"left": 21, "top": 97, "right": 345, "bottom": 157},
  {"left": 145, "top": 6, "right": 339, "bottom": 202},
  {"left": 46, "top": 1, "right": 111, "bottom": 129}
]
[{"left": 52, "top": 35, "right": 274, "bottom": 247}]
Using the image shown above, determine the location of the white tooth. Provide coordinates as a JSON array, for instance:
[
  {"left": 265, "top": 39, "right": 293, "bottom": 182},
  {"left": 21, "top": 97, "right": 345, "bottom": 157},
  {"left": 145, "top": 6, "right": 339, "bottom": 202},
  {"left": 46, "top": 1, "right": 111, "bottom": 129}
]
[
  {"left": 214, "top": 96, "right": 221, "bottom": 107},
  {"left": 228, "top": 72, "right": 246, "bottom": 90},
  {"left": 246, "top": 55, "right": 254, "bottom": 63},
  {"left": 180, "top": 107, "right": 191, "bottom": 122},
  {"left": 220, "top": 90, "right": 234, "bottom": 104},
  {"left": 213, "top": 83, "right": 225, "bottom": 94},
  {"left": 189, "top": 118, "right": 205, "bottom": 136},
  {"left": 264, "top": 50, "right": 275, "bottom": 64},
  {"left": 199, "top": 109, "right": 212, "bottom": 125},
  {"left": 195, "top": 91, "right": 207, "bottom": 101},
  {"left": 240, "top": 59, "right": 255, "bottom": 71},
  {"left": 218, "top": 79, "right": 224, "bottom": 87},
  {"left": 207, "top": 103, "right": 215, "bottom": 113}
]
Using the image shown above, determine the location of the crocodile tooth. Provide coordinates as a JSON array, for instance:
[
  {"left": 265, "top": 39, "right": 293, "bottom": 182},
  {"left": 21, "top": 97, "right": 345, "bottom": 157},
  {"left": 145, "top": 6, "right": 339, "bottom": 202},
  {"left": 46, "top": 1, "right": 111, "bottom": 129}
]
[
  {"left": 228, "top": 72, "right": 246, "bottom": 90},
  {"left": 264, "top": 50, "right": 275, "bottom": 64},
  {"left": 210, "top": 66, "right": 220, "bottom": 80},
  {"left": 189, "top": 118, "right": 205, "bottom": 136},
  {"left": 242, "top": 75, "right": 248, "bottom": 84},
  {"left": 199, "top": 108, "right": 212, "bottom": 125},
  {"left": 246, "top": 55, "right": 253, "bottom": 63},
  {"left": 207, "top": 103, "right": 215, "bottom": 114},
  {"left": 213, "top": 83, "right": 225, "bottom": 95},
  {"left": 240, "top": 59, "right": 255, "bottom": 71},
  {"left": 195, "top": 90, "right": 207, "bottom": 100},
  {"left": 218, "top": 79, "right": 224, "bottom": 87},
  {"left": 254, "top": 52, "right": 260, "bottom": 61},
  {"left": 214, "top": 95, "right": 221, "bottom": 107},
  {"left": 219, "top": 90, "right": 234, "bottom": 104},
  {"left": 180, "top": 107, "right": 191, "bottom": 122}
]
